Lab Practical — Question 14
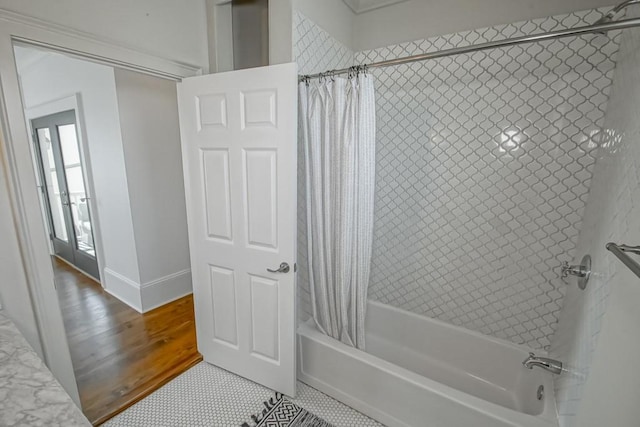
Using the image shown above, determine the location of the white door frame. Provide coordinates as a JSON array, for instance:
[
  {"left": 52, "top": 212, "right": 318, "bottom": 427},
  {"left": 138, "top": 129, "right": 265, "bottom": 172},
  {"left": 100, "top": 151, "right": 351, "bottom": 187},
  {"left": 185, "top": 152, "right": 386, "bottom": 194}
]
[{"left": 0, "top": 8, "right": 202, "bottom": 405}]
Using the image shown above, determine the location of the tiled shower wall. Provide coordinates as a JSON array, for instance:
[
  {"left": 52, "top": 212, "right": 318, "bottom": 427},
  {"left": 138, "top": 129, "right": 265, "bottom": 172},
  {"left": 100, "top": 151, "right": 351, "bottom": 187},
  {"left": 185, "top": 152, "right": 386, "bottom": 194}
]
[
  {"left": 551, "top": 13, "right": 640, "bottom": 426},
  {"left": 356, "top": 9, "right": 620, "bottom": 350},
  {"left": 294, "top": 9, "right": 621, "bottom": 350},
  {"left": 293, "top": 11, "right": 354, "bottom": 324}
]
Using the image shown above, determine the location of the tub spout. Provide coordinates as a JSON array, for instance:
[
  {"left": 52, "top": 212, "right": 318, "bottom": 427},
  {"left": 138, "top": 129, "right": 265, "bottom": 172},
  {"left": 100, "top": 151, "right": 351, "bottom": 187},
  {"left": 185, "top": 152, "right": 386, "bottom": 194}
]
[{"left": 522, "top": 352, "right": 563, "bottom": 375}]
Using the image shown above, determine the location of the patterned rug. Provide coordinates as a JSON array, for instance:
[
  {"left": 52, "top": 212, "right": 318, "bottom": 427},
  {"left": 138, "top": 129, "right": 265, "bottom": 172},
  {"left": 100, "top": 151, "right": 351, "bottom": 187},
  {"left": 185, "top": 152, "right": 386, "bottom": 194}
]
[{"left": 242, "top": 393, "right": 333, "bottom": 427}]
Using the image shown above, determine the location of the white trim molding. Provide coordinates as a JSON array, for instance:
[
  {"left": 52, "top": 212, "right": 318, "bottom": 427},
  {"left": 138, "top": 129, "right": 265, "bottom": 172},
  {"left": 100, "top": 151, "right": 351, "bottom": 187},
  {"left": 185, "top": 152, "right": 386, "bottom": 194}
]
[
  {"left": 103, "top": 268, "right": 143, "bottom": 312},
  {"left": 2, "top": 8, "right": 203, "bottom": 79},
  {"left": 104, "top": 268, "right": 193, "bottom": 314},
  {"left": 141, "top": 269, "right": 193, "bottom": 312},
  {"left": 342, "top": 0, "right": 408, "bottom": 14}
]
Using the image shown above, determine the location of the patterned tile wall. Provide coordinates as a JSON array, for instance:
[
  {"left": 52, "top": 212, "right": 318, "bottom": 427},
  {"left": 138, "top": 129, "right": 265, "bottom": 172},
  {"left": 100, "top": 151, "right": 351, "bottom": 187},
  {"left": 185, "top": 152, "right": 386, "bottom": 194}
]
[
  {"left": 355, "top": 9, "right": 621, "bottom": 350},
  {"left": 293, "top": 12, "right": 354, "bottom": 323},
  {"left": 294, "top": 9, "right": 624, "bottom": 351},
  {"left": 551, "top": 10, "right": 640, "bottom": 425}
]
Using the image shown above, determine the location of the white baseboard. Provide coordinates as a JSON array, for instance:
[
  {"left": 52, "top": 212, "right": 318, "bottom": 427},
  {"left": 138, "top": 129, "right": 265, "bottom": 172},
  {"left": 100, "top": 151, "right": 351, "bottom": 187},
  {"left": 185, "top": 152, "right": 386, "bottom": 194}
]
[
  {"left": 141, "top": 269, "right": 192, "bottom": 312},
  {"left": 103, "top": 267, "right": 192, "bottom": 313},
  {"left": 103, "top": 268, "right": 143, "bottom": 312}
]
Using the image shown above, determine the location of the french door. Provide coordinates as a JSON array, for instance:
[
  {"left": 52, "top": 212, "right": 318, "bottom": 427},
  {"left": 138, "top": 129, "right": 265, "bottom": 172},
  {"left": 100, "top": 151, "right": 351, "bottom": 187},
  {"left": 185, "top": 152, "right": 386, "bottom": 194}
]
[{"left": 32, "top": 110, "right": 99, "bottom": 279}]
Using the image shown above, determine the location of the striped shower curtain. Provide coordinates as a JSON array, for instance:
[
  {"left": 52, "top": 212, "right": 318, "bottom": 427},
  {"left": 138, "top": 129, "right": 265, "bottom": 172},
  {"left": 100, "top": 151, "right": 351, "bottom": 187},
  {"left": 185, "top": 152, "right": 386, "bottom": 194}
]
[{"left": 298, "top": 73, "right": 376, "bottom": 350}]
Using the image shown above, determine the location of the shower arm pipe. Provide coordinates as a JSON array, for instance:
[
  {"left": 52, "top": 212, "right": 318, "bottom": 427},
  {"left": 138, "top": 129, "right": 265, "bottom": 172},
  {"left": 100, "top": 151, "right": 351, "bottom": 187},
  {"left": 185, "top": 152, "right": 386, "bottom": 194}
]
[
  {"left": 606, "top": 243, "right": 640, "bottom": 280},
  {"left": 594, "top": 0, "right": 640, "bottom": 25},
  {"left": 299, "top": 17, "right": 640, "bottom": 81}
]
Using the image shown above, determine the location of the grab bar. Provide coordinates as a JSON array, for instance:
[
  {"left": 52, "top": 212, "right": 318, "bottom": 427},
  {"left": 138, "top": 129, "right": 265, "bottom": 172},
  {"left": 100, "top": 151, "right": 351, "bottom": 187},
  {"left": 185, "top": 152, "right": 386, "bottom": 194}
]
[{"left": 606, "top": 242, "right": 640, "bottom": 279}]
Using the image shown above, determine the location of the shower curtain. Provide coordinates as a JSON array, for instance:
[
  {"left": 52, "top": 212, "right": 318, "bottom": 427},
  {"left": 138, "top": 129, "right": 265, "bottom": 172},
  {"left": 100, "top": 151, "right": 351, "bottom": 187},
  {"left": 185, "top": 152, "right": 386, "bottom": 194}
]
[{"left": 299, "top": 72, "right": 376, "bottom": 350}]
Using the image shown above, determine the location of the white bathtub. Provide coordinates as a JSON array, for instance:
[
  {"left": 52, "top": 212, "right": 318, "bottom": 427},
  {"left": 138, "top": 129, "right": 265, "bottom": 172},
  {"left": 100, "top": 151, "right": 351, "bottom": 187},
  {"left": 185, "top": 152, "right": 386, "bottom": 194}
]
[{"left": 297, "top": 301, "right": 559, "bottom": 427}]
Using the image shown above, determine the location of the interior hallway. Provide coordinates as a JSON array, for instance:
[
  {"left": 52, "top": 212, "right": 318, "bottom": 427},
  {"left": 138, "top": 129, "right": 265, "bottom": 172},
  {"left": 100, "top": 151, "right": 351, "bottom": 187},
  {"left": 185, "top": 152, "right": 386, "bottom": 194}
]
[{"left": 53, "top": 257, "right": 202, "bottom": 425}]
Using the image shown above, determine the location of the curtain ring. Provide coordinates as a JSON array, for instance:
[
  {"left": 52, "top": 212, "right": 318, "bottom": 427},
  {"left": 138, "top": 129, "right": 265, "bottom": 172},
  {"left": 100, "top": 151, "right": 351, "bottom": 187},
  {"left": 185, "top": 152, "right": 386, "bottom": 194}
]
[{"left": 348, "top": 65, "right": 357, "bottom": 80}]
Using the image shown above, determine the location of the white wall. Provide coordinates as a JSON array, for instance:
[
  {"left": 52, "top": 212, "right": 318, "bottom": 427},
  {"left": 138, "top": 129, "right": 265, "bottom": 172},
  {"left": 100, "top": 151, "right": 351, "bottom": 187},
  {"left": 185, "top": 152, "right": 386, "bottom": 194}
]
[
  {"left": 294, "top": 0, "right": 355, "bottom": 49},
  {"left": 18, "top": 49, "right": 141, "bottom": 288},
  {"left": 352, "top": 0, "right": 619, "bottom": 51},
  {"left": 551, "top": 8, "right": 640, "bottom": 425},
  {"left": 114, "top": 68, "right": 192, "bottom": 311},
  {"left": 0, "top": 0, "right": 208, "bottom": 70},
  {"left": 0, "top": 156, "right": 43, "bottom": 356}
]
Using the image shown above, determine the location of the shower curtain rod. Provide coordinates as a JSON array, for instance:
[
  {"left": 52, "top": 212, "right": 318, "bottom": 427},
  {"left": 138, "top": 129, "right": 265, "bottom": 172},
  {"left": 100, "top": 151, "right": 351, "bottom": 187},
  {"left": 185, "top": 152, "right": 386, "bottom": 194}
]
[{"left": 299, "top": 17, "right": 640, "bottom": 80}]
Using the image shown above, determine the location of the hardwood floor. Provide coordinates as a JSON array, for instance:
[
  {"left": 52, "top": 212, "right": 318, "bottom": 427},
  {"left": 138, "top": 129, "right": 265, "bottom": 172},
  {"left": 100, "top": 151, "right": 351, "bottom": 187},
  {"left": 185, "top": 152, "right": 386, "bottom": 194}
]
[{"left": 53, "top": 257, "right": 202, "bottom": 425}]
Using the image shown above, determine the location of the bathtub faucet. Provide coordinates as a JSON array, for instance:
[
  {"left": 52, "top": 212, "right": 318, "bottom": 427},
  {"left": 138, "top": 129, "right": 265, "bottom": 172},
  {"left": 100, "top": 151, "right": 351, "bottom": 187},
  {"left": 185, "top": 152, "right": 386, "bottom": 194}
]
[{"left": 522, "top": 352, "right": 563, "bottom": 375}]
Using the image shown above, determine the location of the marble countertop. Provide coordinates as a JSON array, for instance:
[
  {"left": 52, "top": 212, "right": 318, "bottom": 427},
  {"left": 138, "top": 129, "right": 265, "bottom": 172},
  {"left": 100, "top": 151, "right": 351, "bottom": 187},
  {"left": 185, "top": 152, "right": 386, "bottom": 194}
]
[{"left": 0, "top": 311, "right": 90, "bottom": 427}]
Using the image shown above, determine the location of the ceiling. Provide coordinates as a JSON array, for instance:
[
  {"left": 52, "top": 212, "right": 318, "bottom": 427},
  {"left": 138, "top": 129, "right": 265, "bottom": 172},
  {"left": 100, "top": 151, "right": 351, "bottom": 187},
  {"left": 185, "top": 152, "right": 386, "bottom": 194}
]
[{"left": 342, "top": 0, "right": 409, "bottom": 14}]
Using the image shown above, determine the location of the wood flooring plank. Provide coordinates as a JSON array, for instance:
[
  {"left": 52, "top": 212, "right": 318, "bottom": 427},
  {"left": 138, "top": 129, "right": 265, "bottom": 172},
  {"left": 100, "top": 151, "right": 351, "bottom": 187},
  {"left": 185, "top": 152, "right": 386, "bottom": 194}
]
[{"left": 53, "top": 257, "right": 201, "bottom": 425}]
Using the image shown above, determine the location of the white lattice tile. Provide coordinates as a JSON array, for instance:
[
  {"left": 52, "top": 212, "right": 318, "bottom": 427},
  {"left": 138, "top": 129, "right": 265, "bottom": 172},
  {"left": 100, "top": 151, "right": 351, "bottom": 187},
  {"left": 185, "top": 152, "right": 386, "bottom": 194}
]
[
  {"left": 356, "top": 8, "right": 620, "bottom": 351},
  {"left": 293, "top": 11, "right": 354, "bottom": 76},
  {"left": 551, "top": 12, "right": 640, "bottom": 426},
  {"left": 294, "top": 8, "right": 621, "bottom": 352}
]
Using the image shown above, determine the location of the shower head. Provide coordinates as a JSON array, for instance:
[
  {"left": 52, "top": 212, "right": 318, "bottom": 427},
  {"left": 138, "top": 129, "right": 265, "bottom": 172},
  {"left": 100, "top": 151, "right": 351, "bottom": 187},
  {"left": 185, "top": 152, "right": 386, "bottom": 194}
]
[
  {"left": 593, "top": 14, "right": 613, "bottom": 26},
  {"left": 593, "top": 0, "right": 640, "bottom": 26}
]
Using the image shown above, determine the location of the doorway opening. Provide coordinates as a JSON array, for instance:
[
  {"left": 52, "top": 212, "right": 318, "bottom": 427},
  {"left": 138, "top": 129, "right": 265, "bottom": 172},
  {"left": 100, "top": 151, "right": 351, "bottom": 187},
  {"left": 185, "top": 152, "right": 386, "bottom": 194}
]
[{"left": 14, "top": 42, "right": 200, "bottom": 424}]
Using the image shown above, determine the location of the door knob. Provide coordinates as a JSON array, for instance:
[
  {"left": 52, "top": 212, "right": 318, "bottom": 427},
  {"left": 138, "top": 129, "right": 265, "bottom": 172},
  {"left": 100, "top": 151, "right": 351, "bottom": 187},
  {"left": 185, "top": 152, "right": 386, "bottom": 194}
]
[{"left": 267, "top": 262, "right": 290, "bottom": 273}]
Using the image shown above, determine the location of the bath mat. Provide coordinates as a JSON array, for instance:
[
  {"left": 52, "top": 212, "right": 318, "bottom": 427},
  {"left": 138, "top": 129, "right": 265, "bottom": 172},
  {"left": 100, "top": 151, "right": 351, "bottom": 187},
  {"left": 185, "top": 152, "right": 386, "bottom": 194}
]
[{"left": 242, "top": 393, "right": 334, "bottom": 427}]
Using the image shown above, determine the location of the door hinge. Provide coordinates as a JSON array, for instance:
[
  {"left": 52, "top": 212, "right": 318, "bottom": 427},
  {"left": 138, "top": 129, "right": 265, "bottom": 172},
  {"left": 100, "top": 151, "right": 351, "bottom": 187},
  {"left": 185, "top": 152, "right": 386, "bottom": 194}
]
[
  {"left": 294, "top": 263, "right": 297, "bottom": 273},
  {"left": 49, "top": 232, "right": 53, "bottom": 241}
]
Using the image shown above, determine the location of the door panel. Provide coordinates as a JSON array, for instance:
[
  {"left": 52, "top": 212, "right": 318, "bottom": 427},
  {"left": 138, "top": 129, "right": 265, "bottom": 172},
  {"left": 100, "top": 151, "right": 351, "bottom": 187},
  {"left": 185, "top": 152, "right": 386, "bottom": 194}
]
[
  {"left": 178, "top": 63, "right": 297, "bottom": 396},
  {"left": 244, "top": 149, "right": 277, "bottom": 249},
  {"left": 202, "top": 149, "right": 233, "bottom": 241},
  {"left": 57, "top": 122, "right": 96, "bottom": 259},
  {"left": 209, "top": 265, "right": 239, "bottom": 347},
  {"left": 249, "top": 274, "right": 279, "bottom": 361}
]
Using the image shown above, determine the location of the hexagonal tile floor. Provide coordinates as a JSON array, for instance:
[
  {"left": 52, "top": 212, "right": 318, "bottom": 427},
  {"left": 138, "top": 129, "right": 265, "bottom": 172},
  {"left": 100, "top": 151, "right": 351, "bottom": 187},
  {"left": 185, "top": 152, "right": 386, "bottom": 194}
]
[{"left": 104, "top": 362, "right": 382, "bottom": 426}]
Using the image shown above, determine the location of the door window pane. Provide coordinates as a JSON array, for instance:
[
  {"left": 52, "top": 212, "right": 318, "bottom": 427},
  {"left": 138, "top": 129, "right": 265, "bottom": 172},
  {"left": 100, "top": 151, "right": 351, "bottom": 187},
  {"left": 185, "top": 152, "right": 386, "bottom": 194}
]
[
  {"left": 37, "top": 128, "right": 68, "bottom": 242},
  {"left": 65, "top": 166, "right": 85, "bottom": 194},
  {"left": 59, "top": 124, "right": 81, "bottom": 165},
  {"left": 58, "top": 124, "right": 95, "bottom": 257}
]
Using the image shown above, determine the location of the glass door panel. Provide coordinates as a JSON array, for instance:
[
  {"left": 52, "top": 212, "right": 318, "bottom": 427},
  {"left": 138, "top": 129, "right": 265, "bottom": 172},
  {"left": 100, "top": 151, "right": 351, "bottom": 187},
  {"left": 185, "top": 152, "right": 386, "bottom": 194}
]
[
  {"left": 58, "top": 123, "right": 96, "bottom": 257},
  {"left": 36, "top": 127, "right": 68, "bottom": 242}
]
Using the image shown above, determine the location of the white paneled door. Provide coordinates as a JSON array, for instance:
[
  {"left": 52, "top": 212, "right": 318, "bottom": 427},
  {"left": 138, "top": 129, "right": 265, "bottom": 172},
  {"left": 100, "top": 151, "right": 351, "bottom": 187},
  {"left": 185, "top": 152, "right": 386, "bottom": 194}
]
[{"left": 177, "top": 63, "right": 297, "bottom": 396}]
